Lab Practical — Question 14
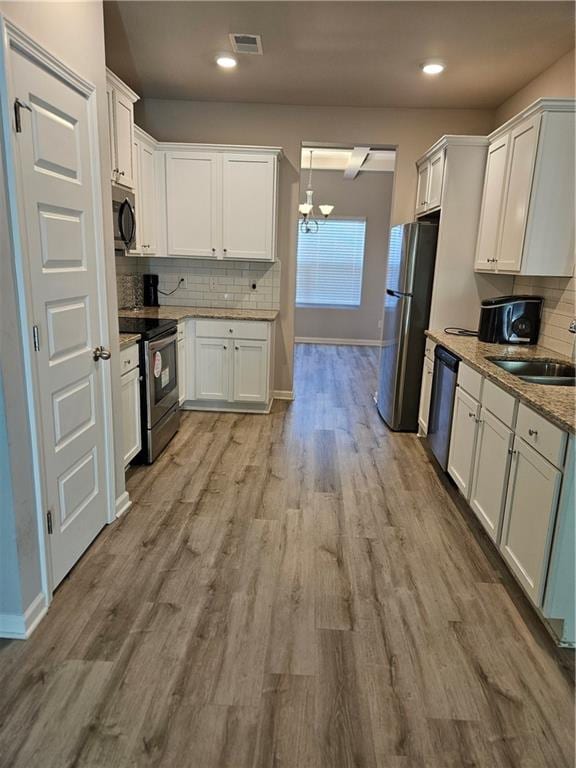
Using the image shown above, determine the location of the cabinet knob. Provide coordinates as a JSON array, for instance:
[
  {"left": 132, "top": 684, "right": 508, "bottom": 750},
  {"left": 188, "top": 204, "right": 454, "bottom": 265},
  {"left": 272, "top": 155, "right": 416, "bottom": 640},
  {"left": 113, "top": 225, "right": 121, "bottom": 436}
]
[
  {"left": 229, "top": 329, "right": 233, "bottom": 334},
  {"left": 528, "top": 428, "right": 538, "bottom": 437},
  {"left": 468, "top": 412, "right": 475, "bottom": 418},
  {"left": 212, "top": 248, "right": 216, "bottom": 253},
  {"left": 119, "top": 170, "right": 125, "bottom": 176},
  {"left": 508, "top": 448, "right": 516, "bottom": 455},
  {"left": 223, "top": 248, "right": 227, "bottom": 253},
  {"left": 223, "top": 345, "right": 227, "bottom": 350},
  {"left": 235, "top": 346, "right": 239, "bottom": 351}
]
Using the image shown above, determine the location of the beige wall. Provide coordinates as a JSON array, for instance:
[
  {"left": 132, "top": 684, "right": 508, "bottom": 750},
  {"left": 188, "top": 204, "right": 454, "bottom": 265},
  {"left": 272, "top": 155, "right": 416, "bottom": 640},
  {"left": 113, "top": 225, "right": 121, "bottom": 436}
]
[
  {"left": 137, "top": 99, "right": 493, "bottom": 390},
  {"left": 294, "top": 169, "right": 394, "bottom": 343},
  {"left": 494, "top": 49, "right": 575, "bottom": 126},
  {"left": 0, "top": 1, "right": 123, "bottom": 615}
]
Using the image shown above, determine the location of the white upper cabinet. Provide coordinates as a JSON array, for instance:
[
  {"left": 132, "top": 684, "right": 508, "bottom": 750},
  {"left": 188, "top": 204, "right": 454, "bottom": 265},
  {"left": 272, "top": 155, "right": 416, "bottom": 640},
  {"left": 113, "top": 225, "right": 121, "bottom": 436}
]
[
  {"left": 106, "top": 70, "right": 139, "bottom": 189},
  {"left": 163, "top": 147, "right": 280, "bottom": 261},
  {"left": 139, "top": 137, "right": 158, "bottom": 254},
  {"left": 222, "top": 154, "right": 276, "bottom": 260},
  {"left": 415, "top": 146, "right": 445, "bottom": 216},
  {"left": 475, "top": 99, "right": 575, "bottom": 276},
  {"left": 166, "top": 151, "right": 221, "bottom": 258}
]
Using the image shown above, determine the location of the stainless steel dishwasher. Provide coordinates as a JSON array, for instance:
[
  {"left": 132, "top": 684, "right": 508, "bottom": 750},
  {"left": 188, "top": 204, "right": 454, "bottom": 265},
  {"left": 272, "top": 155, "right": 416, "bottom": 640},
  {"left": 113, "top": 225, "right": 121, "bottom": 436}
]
[{"left": 427, "top": 346, "right": 460, "bottom": 471}]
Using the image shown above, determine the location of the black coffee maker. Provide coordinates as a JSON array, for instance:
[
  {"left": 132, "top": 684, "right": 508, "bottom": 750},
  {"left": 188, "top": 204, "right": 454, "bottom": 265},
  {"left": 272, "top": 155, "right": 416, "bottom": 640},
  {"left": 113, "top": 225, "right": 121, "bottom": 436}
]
[{"left": 143, "top": 274, "right": 159, "bottom": 307}]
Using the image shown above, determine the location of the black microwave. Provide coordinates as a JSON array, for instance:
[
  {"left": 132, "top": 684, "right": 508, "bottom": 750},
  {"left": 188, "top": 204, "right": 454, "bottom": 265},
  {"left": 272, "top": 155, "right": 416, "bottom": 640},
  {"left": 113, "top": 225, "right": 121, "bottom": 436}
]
[{"left": 112, "top": 184, "right": 136, "bottom": 251}]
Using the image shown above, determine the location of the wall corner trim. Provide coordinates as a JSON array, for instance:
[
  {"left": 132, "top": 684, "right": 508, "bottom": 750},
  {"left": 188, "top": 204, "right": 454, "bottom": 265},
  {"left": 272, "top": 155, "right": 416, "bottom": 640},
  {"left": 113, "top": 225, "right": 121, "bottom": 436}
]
[
  {"left": 115, "top": 491, "right": 132, "bottom": 518},
  {"left": 0, "top": 591, "right": 48, "bottom": 640}
]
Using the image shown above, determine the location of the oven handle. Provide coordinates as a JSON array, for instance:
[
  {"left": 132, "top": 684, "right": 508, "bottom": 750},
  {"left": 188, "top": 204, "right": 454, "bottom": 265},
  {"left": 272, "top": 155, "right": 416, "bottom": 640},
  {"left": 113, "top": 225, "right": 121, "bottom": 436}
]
[{"left": 147, "top": 330, "right": 178, "bottom": 353}]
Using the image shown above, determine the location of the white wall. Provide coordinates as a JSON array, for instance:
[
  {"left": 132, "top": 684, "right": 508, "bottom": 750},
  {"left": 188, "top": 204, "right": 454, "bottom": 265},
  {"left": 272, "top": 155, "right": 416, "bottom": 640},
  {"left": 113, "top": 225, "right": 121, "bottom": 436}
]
[
  {"left": 0, "top": 1, "right": 123, "bottom": 626},
  {"left": 295, "top": 170, "right": 394, "bottom": 343}
]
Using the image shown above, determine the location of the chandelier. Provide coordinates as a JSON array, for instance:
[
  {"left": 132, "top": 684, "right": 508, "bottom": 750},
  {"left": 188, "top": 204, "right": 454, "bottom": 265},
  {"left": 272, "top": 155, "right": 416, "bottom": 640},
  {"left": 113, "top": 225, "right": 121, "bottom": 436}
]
[{"left": 298, "top": 150, "right": 334, "bottom": 234}]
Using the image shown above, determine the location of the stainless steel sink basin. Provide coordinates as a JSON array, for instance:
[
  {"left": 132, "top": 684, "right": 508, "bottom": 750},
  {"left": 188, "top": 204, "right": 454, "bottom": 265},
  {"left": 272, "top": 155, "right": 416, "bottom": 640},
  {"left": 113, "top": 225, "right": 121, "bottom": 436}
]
[{"left": 487, "top": 358, "right": 576, "bottom": 386}]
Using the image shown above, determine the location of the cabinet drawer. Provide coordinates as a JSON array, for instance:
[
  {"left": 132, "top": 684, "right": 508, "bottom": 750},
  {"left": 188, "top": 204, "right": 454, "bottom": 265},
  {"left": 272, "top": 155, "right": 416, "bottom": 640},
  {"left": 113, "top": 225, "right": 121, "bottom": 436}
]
[
  {"left": 516, "top": 403, "right": 567, "bottom": 468},
  {"left": 195, "top": 319, "right": 269, "bottom": 340},
  {"left": 482, "top": 379, "right": 517, "bottom": 428},
  {"left": 425, "top": 338, "right": 436, "bottom": 361},
  {"left": 120, "top": 343, "right": 139, "bottom": 374},
  {"left": 457, "top": 362, "right": 483, "bottom": 401}
]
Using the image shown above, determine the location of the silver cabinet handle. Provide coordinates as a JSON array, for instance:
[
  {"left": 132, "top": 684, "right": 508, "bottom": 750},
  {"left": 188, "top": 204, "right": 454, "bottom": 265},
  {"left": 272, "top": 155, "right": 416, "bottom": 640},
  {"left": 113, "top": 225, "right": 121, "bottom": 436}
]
[
  {"left": 93, "top": 345, "right": 111, "bottom": 361},
  {"left": 528, "top": 428, "right": 538, "bottom": 437}
]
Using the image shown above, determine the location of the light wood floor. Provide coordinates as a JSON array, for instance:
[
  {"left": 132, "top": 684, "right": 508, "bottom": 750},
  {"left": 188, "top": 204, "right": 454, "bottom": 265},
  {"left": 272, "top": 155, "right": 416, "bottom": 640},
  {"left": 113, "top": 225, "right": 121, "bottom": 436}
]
[{"left": 0, "top": 344, "right": 573, "bottom": 767}]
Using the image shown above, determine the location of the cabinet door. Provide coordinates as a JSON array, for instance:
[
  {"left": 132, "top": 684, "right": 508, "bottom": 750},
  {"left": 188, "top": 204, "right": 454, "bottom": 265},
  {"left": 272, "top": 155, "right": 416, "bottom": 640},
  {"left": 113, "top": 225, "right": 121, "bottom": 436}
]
[
  {"left": 166, "top": 152, "right": 220, "bottom": 257},
  {"left": 106, "top": 83, "right": 116, "bottom": 183},
  {"left": 500, "top": 436, "right": 562, "bottom": 605},
  {"left": 178, "top": 339, "right": 186, "bottom": 405},
  {"left": 121, "top": 367, "right": 141, "bottom": 467},
  {"left": 469, "top": 407, "right": 513, "bottom": 542},
  {"left": 233, "top": 340, "right": 268, "bottom": 403},
  {"left": 418, "top": 355, "right": 434, "bottom": 434},
  {"left": 497, "top": 115, "right": 540, "bottom": 273},
  {"left": 448, "top": 386, "right": 480, "bottom": 499},
  {"left": 415, "top": 162, "right": 430, "bottom": 215},
  {"left": 222, "top": 154, "right": 275, "bottom": 260},
  {"left": 475, "top": 133, "right": 509, "bottom": 271},
  {"left": 195, "top": 338, "right": 230, "bottom": 400},
  {"left": 129, "top": 137, "right": 142, "bottom": 254},
  {"left": 427, "top": 149, "right": 445, "bottom": 210},
  {"left": 140, "top": 141, "right": 157, "bottom": 254},
  {"left": 113, "top": 89, "right": 135, "bottom": 188}
]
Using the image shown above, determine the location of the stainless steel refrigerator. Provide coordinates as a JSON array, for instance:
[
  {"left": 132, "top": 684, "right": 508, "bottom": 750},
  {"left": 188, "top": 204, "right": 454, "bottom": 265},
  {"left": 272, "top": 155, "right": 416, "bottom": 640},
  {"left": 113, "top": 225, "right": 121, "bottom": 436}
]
[{"left": 376, "top": 221, "right": 438, "bottom": 431}]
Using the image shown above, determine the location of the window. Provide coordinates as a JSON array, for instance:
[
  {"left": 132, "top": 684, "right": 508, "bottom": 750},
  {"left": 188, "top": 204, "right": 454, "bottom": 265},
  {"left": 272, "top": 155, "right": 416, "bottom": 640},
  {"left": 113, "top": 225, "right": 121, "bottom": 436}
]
[{"left": 295, "top": 217, "right": 367, "bottom": 308}]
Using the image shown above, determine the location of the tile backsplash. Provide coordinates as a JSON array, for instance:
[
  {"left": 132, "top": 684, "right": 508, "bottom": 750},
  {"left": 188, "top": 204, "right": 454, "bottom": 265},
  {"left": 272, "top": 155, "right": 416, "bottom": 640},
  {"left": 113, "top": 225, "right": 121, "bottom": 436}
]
[
  {"left": 115, "top": 255, "right": 281, "bottom": 311},
  {"left": 512, "top": 275, "right": 576, "bottom": 358}
]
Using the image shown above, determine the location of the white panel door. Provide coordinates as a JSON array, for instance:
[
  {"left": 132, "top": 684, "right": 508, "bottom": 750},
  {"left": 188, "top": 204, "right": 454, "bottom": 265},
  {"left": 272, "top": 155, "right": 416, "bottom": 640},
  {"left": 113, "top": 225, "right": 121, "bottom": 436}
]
[
  {"left": 500, "top": 437, "right": 562, "bottom": 605},
  {"left": 140, "top": 141, "right": 157, "bottom": 254},
  {"left": 121, "top": 368, "right": 141, "bottom": 467},
  {"left": 497, "top": 115, "right": 540, "bottom": 273},
  {"left": 112, "top": 89, "right": 134, "bottom": 188},
  {"left": 222, "top": 154, "right": 275, "bottom": 260},
  {"left": 475, "top": 134, "right": 509, "bottom": 270},
  {"left": 427, "top": 149, "right": 445, "bottom": 210},
  {"left": 448, "top": 386, "right": 480, "bottom": 499},
  {"left": 469, "top": 408, "right": 513, "bottom": 542},
  {"left": 233, "top": 340, "right": 268, "bottom": 403},
  {"left": 195, "top": 339, "right": 230, "bottom": 400},
  {"left": 418, "top": 355, "right": 434, "bottom": 434},
  {"left": 11, "top": 46, "right": 111, "bottom": 586},
  {"left": 166, "top": 152, "right": 220, "bottom": 257},
  {"left": 415, "top": 162, "right": 429, "bottom": 215}
]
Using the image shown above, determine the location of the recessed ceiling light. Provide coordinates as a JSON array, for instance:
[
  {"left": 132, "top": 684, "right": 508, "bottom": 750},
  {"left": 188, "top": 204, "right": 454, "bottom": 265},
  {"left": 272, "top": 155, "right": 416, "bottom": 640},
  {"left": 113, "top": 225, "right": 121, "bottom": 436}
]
[
  {"left": 216, "top": 54, "right": 237, "bottom": 69},
  {"left": 421, "top": 62, "right": 445, "bottom": 75}
]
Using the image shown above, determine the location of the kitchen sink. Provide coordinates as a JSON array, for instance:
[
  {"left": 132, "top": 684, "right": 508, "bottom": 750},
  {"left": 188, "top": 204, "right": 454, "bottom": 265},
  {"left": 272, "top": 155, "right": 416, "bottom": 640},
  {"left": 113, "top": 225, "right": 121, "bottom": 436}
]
[{"left": 487, "top": 358, "right": 576, "bottom": 386}]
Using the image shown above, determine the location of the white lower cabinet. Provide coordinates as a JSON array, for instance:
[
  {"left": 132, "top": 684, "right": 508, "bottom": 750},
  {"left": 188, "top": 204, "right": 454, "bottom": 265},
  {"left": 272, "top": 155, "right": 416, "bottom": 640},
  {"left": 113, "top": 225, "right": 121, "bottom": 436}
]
[
  {"left": 120, "top": 363, "right": 141, "bottom": 467},
  {"left": 418, "top": 355, "right": 434, "bottom": 434},
  {"left": 469, "top": 407, "right": 513, "bottom": 542},
  {"left": 195, "top": 338, "right": 231, "bottom": 400},
  {"left": 448, "top": 386, "right": 480, "bottom": 499},
  {"left": 233, "top": 339, "right": 268, "bottom": 402},
  {"left": 500, "top": 436, "right": 562, "bottom": 604}
]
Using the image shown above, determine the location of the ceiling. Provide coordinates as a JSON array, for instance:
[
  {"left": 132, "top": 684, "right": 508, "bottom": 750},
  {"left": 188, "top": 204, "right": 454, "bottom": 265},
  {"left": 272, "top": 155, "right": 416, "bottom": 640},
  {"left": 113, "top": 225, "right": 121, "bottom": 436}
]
[
  {"left": 103, "top": 1, "right": 575, "bottom": 109},
  {"left": 301, "top": 147, "right": 396, "bottom": 173}
]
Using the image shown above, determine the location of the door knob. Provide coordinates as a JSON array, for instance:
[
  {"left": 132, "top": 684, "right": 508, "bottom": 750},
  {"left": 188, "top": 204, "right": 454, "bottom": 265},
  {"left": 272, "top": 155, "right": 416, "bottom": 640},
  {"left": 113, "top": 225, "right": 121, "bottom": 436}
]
[{"left": 93, "top": 345, "right": 111, "bottom": 361}]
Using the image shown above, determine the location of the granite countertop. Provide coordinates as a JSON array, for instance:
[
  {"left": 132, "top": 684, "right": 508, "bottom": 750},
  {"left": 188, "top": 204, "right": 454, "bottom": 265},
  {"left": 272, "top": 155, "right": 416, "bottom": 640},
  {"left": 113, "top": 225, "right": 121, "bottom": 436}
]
[
  {"left": 119, "top": 332, "right": 141, "bottom": 351},
  {"left": 119, "top": 306, "right": 279, "bottom": 322},
  {"left": 426, "top": 330, "right": 575, "bottom": 434}
]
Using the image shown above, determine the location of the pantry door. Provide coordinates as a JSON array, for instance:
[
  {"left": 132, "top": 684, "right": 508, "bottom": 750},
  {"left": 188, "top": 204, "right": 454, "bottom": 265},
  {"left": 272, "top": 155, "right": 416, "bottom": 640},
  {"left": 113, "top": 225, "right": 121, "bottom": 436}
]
[{"left": 5, "top": 25, "right": 113, "bottom": 587}]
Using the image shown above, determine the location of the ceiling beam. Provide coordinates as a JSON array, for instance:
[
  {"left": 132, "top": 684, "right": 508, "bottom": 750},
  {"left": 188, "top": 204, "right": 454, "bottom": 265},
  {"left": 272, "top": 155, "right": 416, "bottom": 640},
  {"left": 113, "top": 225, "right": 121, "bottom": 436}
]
[{"left": 343, "top": 147, "right": 371, "bottom": 180}]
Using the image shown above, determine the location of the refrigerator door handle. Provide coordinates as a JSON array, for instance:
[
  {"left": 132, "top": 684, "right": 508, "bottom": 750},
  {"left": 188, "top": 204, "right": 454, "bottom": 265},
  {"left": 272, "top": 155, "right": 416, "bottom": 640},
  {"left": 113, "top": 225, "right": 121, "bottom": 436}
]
[{"left": 386, "top": 289, "right": 413, "bottom": 298}]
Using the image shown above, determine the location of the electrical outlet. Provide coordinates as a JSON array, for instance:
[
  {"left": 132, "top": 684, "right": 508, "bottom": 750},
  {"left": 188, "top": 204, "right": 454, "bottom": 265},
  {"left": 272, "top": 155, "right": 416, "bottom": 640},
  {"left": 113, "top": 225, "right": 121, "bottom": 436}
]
[
  {"left": 250, "top": 281, "right": 258, "bottom": 292},
  {"left": 176, "top": 275, "right": 187, "bottom": 289},
  {"left": 209, "top": 277, "right": 217, "bottom": 291}
]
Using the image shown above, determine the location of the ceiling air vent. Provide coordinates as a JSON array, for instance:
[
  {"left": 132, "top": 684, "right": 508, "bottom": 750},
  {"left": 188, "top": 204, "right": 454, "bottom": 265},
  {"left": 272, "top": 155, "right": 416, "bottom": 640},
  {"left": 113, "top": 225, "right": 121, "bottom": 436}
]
[{"left": 229, "top": 33, "right": 263, "bottom": 55}]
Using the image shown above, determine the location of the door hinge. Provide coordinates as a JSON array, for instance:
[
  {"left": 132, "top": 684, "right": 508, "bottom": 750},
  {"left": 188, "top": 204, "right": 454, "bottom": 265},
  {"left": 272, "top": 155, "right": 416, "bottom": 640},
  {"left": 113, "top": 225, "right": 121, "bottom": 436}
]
[
  {"left": 46, "top": 510, "right": 53, "bottom": 535},
  {"left": 32, "top": 325, "right": 40, "bottom": 351},
  {"left": 14, "top": 98, "right": 32, "bottom": 133}
]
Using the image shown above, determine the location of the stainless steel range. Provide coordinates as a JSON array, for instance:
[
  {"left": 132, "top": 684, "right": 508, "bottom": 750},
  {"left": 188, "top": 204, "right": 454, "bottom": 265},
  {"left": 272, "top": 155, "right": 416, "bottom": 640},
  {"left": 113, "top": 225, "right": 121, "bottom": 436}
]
[{"left": 119, "top": 317, "right": 180, "bottom": 463}]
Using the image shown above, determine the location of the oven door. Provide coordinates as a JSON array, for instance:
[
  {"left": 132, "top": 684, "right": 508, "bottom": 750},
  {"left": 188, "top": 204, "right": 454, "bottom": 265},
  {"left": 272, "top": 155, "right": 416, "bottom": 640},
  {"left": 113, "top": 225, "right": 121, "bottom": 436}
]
[{"left": 144, "top": 331, "right": 179, "bottom": 428}]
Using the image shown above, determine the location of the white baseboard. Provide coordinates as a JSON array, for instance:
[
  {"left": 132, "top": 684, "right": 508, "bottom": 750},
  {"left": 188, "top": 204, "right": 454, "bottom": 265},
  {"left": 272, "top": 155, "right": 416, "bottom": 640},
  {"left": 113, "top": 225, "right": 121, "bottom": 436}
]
[
  {"left": 115, "top": 490, "right": 132, "bottom": 518},
  {"left": 295, "top": 337, "right": 380, "bottom": 346},
  {"left": 273, "top": 390, "right": 294, "bottom": 400},
  {"left": 0, "top": 591, "right": 48, "bottom": 640}
]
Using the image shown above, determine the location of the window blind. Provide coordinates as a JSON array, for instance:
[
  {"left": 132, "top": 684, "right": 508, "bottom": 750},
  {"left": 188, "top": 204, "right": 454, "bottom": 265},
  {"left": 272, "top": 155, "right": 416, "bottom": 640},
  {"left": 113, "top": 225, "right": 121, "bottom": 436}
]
[{"left": 295, "top": 218, "right": 367, "bottom": 307}]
